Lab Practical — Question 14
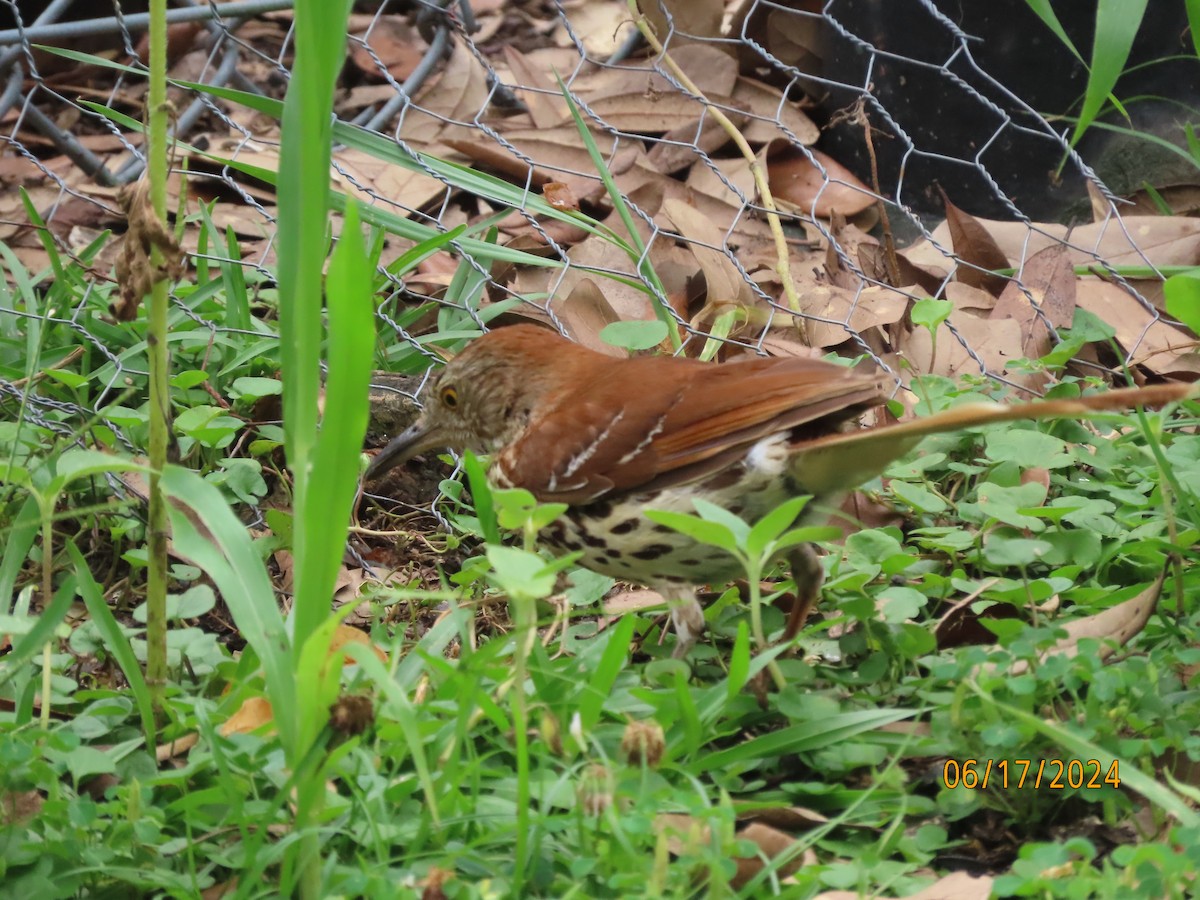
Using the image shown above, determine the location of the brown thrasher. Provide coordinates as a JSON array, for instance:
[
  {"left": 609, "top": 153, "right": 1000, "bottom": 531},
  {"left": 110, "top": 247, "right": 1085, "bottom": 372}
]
[{"left": 367, "top": 324, "right": 1192, "bottom": 656}]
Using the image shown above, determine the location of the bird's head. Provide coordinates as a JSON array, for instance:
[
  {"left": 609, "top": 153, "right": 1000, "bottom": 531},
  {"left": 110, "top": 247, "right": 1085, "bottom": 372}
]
[{"left": 365, "top": 325, "right": 578, "bottom": 479}]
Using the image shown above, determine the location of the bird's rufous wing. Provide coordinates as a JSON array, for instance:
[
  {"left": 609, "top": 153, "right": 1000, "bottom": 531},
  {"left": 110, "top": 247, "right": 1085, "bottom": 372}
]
[{"left": 497, "top": 355, "right": 889, "bottom": 503}]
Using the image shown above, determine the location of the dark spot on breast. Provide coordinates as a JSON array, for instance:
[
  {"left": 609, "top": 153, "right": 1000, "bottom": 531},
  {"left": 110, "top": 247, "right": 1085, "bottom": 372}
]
[
  {"left": 679, "top": 558, "right": 701, "bottom": 566},
  {"left": 605, "top": 548, "right": 623, "bottom": 559},
  {"left": 561, "top": 539, "right": 583, "bottom": 552},
  {"left": 586, "top": 500, "right": 613, "bottom": 519},
  {"left": 728, "top": 504, "right": 744, "bottom": 516},
  {"left": 663, "top": 576, "right": 689, "bottom": 585},
  {"left": 610, "top": 518, "right": 639, "bottom": 535},
  {"left": 582, "top": 532, "right": 607, "bottom": 548},
  {"left": 544, "top": 521, "right": 566, "bottom": 542},
  {"left": 631, "top": 543, "right": 674, "bottom": 560},
  {"left": 652, "top": 524, "right": 674, "bottom": 534}
]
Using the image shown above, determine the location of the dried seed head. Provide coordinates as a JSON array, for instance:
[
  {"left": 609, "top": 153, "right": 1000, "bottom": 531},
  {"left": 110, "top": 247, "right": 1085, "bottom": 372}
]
[
  {"left": 620, "top": 720, "right": 665, "bottom": 768},
  {"left": 576, "top": 763, "right": 614, "bottom": 816}
]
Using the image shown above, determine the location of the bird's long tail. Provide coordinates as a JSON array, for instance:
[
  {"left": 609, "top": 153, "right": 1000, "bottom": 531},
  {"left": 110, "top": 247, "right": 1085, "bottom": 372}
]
[{"left": 790, "top": 382, "right": 1196, "bottom": 496}]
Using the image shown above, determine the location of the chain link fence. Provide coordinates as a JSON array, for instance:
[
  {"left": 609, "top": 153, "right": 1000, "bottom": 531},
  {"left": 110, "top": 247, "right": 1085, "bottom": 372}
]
[{"left": 1, "top": 0, "right": 1196, "bottom": 486}]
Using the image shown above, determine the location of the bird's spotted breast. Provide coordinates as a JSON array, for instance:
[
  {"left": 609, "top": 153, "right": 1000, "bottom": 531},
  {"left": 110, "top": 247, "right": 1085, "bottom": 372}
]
[{"left": 539, "top": 437, "right": 805, "bottom": 584}]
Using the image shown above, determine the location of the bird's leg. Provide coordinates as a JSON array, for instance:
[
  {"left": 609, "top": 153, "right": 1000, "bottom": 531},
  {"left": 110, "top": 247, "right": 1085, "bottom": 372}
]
[
  {"left": 783, "top": 543, "right": 823, "bottom": 642},
  {"left": 668, "top": 593, "right": 705, "bottom": 659}
]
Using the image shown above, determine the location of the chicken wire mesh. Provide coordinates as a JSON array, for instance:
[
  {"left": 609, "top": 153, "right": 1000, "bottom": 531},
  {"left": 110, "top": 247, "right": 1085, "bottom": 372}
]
[{"left": 1, "top": 0, "right": 1197, "bottom": 477}]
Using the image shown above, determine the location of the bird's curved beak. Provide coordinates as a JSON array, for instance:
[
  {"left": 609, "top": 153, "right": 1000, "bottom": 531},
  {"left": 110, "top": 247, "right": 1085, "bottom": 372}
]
[{"left": 365, "top": 417, "right": 446, "bottom": 481}]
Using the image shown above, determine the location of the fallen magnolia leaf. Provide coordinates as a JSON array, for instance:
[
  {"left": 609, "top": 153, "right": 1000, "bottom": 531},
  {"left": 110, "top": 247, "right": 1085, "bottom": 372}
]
[
  {"left": 1000, "top": 570, "right": 1166, "bottom": 677},
  {"left": 940, "top": 187, "right": 1010, "bottom": 297},
  {"left": 1076, "top": 280, "right": 1200, "bottom": 377},
  {"left": 991, "top": 243, "right": 1076, "bottom": 361},
  {"left": 662, "top": 197, "right": 756, "bottom": 309},
  {"left": 500, "top": 46, "right": 562, "bottom": 129},
  {"left": 637, "top": 0, "right": 724, "bottom": 45},
  {"left": 900, "top": 311, "right": 1025, "bottom": 379},
  {"left": 603, "top": 588, "right": 665, "bottom": 615},
  {"left": 656, "top": 814, "right": 814, "bottom": 887},
  {"left": 558, "top": 278, "right": 625, "bottom": 358},
  {"left": 767, "top": 140, "right": 875, "bottom": 219},
  {"left": 732, "top": 76, "right": 820, "bottom": 146},
  {"left": 220, "top": 696, "right": 274, "bottom": 737}
]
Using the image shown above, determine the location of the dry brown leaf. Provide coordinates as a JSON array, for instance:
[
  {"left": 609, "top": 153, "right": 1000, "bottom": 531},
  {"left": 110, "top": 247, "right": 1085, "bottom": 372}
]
[
  {"left": 1076, "top": 281, "right": 1200, "bottom": 376},
  {"left": 551, "top": 223, "right": 695, "bottom": 323},
  {"left": 447, "top": 125, "right": 634, "bottom": 199},
  {"left": 904, "top": 872, "right": 995, "bottom": 900},
  {"left": 558, "top": 278, "right": 625, "bottom": 357},
  {"left": 860, "top": 243, "right": 947, "bottom": 295},
  {"left": 814, "top": 871, "right": 993, "bottom": 900},
  {"left": 990, "top": 243, "right": 1076, "bottom": 372},
  {"left": 202, "top": 135, "right": 446, "bottom": 219},
  {"left": 940, "top": 189, "right": 1010, "bottom": 296},
  {"left": 945, "top": 281, "right": 998, "bottom": 314},
  {"left": 731, "top": 76, "right": 820, "bottom": 146},
  {"left": 221, "top": 696, "right": 275, "bottom": 736},
  {"left": 656, "top": 814, "right": 813, "bottom": 887},
  {"left": 572, "top": 43, "right": 737, "bottom": 106},
  {"left": 1003, "top": 571, "right": 1165, "bottom": 677},
  {"left": 555, "top": 0, "right": 637, "bottom": 55},
  {"left": 413, "top": 39, "right": 491, "bottom": 125},
  {"left": 732, "top": 822, "right": 810, "bottom": 886},
  {"left": 501, "top": 46, "right": 562, "bottom": 129},
  {"left": 738, "top": 806, "right": 830, "bottom": 829},
  {"left": 645, "top": 115, "right": 741, "bottom": 174},
  {"left": 155, "top": 732, "right": 200, "bottom": 762},
  {"left": 328, "top": 623, "right": 389, "bottom": 665},
  {"left": 686, "top": 154, "right": 756, "bottom": 202},
  {"left": 767, "top": 140, "right": 875, "bottom": 218},
  {"left": 901, "top": 312, "right": 1025, "bottom": 379},
  {"left": 756, "top": 330, "right": 828, "bottom": 360},
  {"left": 909, "top": 215, "right": 1200, "bottom": 284},
  {"left": 662, "top": 198, "right": 755, "bottom": 308},
  {"left": 727, "top": 0, "right": 823, "bottom": 72},
  {"left": 637, "top": 0, "right": 724, "bottom": 43},
  {"left": 603, "top": 589, "right": 665, "bottom": 615},
  {"left": 804, "top": 284, "right": 908, "bottom": 350},
  {"left": 348, "top": 15, "right": 425, "bottom": 82}
]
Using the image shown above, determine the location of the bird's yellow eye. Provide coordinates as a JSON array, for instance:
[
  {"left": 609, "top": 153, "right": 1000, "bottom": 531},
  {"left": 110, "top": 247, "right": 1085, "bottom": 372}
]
[{"left": 440, "top": 385, "right": 459, "bottom": 409}]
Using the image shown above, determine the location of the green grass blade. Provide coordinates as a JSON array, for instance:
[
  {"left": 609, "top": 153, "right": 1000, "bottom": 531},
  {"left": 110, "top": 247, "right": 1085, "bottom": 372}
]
[
  {"left": 1072, "top": 0, "right": 1150, "bottom": 144},
  {"left": 690, "top": 709, "right": 915, "bottom": 773},
  {"left": 160, "top": 463, "right": 295, "bottom": 747},
  {"left": 69, "top": 539, "right": 156, "bottom": 743},
  {"left": 293, "top": 200, "right": 374, "bottom": 665}
]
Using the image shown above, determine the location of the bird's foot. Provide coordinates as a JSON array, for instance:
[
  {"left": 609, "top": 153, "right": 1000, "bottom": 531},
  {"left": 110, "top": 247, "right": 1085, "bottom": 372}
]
[{"left": 668, "top": 597, "right": 705, "bottom": 659}]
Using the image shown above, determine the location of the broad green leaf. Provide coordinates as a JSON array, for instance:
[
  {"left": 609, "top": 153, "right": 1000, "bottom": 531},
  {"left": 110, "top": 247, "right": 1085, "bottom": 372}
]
[
  {"left": 644, "top": 509, "right": 737, "bottom": 552},
  {"left": 746, "top": 496, "right": 810, "bottom": 559},
  {"left": 1164, "top": 271, "right": 1200, "bottom": 337},
  {"left": 600, "top": 319, "right": 668, "bottom": 351}
]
